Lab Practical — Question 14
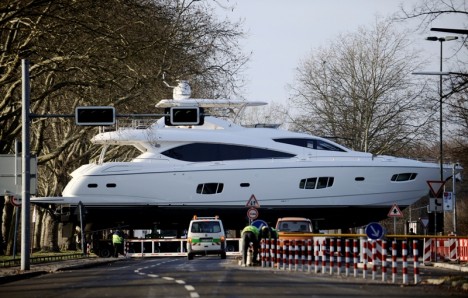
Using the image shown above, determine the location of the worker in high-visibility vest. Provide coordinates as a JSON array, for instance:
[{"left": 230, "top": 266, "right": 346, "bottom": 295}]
[
  {"left": 241, "top": 225, "right": 259, "bottom": 266},
  {"left": 260, "top": 226, "right": 278, "bottom": 243},
  {"left": 112, "top": 230, "right": 124, "bottom": 257}
]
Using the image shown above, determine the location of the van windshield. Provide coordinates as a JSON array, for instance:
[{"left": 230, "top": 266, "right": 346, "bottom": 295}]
[{"left": 191, "top": 222, "right": 221, "bottom": 233}]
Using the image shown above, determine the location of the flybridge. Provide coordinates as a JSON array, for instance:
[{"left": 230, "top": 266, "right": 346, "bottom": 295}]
[{"left": 76, "top": 80, "right": 267, "bottom": 127}]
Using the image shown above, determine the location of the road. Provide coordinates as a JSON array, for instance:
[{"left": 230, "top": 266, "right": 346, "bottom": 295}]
[{"left": 0, "top": 257, "right": 465, "bottom": 297}]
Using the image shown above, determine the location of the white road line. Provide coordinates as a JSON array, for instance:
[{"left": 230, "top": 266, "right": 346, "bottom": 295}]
[
  {"left": 185, "top": 285, "right": 195, "bottom": 291},
  {"left": 176, "top": 280, "right": 186, "bottom": 284}
]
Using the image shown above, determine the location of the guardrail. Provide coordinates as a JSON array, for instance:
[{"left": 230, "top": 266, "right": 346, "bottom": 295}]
[{"left": 124, "top": 238, "right": 242, "bottom": 257}]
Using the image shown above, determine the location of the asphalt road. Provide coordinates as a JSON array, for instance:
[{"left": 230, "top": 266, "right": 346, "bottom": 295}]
[{"left": 0, "top": 257, "right": 466, "bottom": 297}]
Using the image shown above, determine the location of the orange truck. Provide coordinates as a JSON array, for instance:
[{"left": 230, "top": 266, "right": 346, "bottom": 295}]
[{"left": 275, "top": 217, "right": 315, "bottom": 240}]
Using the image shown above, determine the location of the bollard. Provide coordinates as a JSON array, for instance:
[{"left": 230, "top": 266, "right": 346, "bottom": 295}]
[
  {"left": 301, "top": 240, "right": 306, "bottom": 271},
  {"left": 282, "top": 239, "right": 288, "bottom": 270},
  {"left": 337, "top": 238, "right": 342, "bottom": 275},
  {"left": 315, "top": 240, "right": 320, "bottom": 273},
  {"left": 289, "top": 240, "right": 294, "bottom": 271},
  {"left": 413, "top": 240, "right": 419, "bottom": 284},
  {"left": 277, "top": 239, "right": 282, "bottom": 269},
  {"left": 392, "top": 240, "right": 397, "bottom": 284},
  {"left": 362, "top": 240, "right": 368, "bottom": 279},
  {"left": 307, "top": 239, "right": 313, "bottom": 272},
  {"left": 402, "top": 240, "right": 408, "bottom": 284},
  {"left": 270, "top": 239, "right": 276, "bottom": 268},
  {"left": 321, "top": 239, "right": 327, "bottom": 275},
  {"left": 353, "top": 239, "right": 358, "bottom": 277},
  {"left": 345, "top": 239, "right": 350, "bottom": 277},
  {"left": 330, "top": 238, "right": 335, "bottom": 275},
  {"left": 381, "top": 240, "right": 387, "bottom": 282},
  {"left": 294, "top": 240, "right": 299, "bottom": 271}
]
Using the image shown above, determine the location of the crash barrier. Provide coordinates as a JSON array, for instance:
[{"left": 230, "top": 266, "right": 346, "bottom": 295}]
[
  {"left": 124, "top": 238, "right": 242, "bottom": 257},
  {"left": 422, "top": 238, "right": 468, "bottom": 262},
  {"left": 258, "top": 236, "right": 467, "bottom": 285}
]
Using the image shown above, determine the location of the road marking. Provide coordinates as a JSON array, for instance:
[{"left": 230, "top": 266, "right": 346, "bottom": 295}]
[{"left": 134, "top": 259, "right": 200, "bottom": 298}]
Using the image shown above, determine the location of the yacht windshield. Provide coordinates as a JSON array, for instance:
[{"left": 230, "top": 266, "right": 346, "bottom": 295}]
[{"left": 273, "top": 138, "right": 346, "bottom": 152}]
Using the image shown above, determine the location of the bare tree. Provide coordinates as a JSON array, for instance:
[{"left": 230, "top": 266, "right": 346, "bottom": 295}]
[
  {"left": 397, "top": 0, "right": 468, "bottom": 234},
  {"left": 288, "top": 20, "right": 430, "bottom": 156},
  {"left": 0, "top": 0, "right": 248, "bottom": 253}
]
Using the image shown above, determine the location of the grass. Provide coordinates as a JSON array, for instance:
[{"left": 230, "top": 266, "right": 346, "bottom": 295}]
[{"left": 0, "top": 250, "right": 91, "bottom": 263}]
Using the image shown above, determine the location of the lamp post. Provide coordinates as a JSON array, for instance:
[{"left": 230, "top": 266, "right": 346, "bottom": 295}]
[{"left": 425, "top": 36, "right": 458, "bottom": 181}]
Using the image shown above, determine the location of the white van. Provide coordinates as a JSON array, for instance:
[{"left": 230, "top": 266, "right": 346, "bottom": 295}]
[{"left": 186, "top": 216, "right": 226, "bottom": 260}]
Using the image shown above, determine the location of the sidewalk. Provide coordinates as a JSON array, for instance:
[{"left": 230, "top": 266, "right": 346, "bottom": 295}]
[{"left": 0, "top": 256, "right": 123, "bottom": 284}]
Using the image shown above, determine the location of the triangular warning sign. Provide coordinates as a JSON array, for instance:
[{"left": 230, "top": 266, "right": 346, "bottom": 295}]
[
  {"left": 427, "top": 180, "right": 446, "bottom": 198},
  {"left": 388, "top": 204, "right": 403, "bottom": 217},
  {"left": 245, "top": 194, "right": 260, "bottom": 208}
]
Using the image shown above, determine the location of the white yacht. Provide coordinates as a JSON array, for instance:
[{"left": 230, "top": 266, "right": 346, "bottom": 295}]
[{"left": 33, "top": 81, "right": 460, "bottom": 228}]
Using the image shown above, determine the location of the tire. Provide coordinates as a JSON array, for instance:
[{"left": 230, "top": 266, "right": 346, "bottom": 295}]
[{"left": 99, "top": 248, "right": 112, "bottom": 258}]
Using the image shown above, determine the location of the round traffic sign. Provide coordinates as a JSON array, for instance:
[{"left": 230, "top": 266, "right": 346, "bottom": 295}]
[
  {"left": 365, "top": 222, "right": 385, "bottom": 240},
  {"left": 10, "top": 196, "right": 21, "bottom": 207},
  {"left": 251, "top": 219, "right": 268, "bottom": 230},
  {"left": 247, "top": 207, "right": 258, "bottom": 220}
]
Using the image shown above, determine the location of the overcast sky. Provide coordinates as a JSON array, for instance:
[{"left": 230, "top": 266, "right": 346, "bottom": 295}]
[{"left": 214, "top": 0, "right": 465, "bottom": 104}]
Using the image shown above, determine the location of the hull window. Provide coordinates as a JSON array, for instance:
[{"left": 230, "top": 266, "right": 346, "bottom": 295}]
[
  {"left": 240, "top": 183, "right": 250, "bottom": 187},
  {"left": 197, "top": 183, "right": 224, "bottom": 194},
  {"left": 391, "top": 173, "right": 417, "bottom": 182},
  {"left": 87, "top": 183, "right": 98, "bottom": 188},
  {"left": 106, "top": 183, "right": 117, "bottom": 188},
  {"left": 299, "top": 177, "right": 334, "bottom": 189}
]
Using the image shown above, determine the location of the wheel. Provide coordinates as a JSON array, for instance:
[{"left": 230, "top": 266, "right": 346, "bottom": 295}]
[
  {"left": 187, "top": 252, "right": 194, "bottom": 260},
  {"left": 99, "top": 248, "right": 112, "bottom": 258}
]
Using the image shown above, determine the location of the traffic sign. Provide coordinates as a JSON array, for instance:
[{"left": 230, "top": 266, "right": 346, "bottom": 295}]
[
  {"left": 420, "top": 218, "right": 429, "bottom": 228},
  {"left": 365, "top": 222, "right": 385, "bottom": 240},
  {"left": 429, "top": 198, "right": 443, "bottom": 212},
  {"left": 387, "top": 204, "right": 403, "bottom": 217},
  {"left": 251, "top": 219, "right": 268, "bottom": 230},
  {"left": 247, "top": 207, "right": 259, "bottom": 220},
  {"left": 443, "top": 192, "right": 453, "bottom": 211},
  {"left": 245, "top": 194, "right": 260, "bottom": 208},
  {"left": 10, "top": 196, "right": 21, "bottom": 207},
  {"left": 427, "top": 180, "right": 445, "bottom": 198}
]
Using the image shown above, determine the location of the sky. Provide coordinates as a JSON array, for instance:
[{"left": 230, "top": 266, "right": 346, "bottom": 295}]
[{"left": 213, "top": 0, "right": 466, "bottom": 104}]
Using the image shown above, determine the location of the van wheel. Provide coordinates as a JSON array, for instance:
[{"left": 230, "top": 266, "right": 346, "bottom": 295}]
[{"left": 187, "top": 253, "right": 194, "bottom": 260}]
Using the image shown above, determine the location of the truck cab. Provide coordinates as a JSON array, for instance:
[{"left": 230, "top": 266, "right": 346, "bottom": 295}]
[{"left": 275, "top": 217, "right": 315, "bottom": 240}]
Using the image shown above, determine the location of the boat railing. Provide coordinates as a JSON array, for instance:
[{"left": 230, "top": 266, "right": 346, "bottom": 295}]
[{"left": 99, "top": 119, "right": 159, "bottom": 133}]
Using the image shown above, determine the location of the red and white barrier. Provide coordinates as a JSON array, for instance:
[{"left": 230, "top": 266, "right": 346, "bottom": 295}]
[{"left": 460, "top": 239, "right": 468, "bottom": 261}]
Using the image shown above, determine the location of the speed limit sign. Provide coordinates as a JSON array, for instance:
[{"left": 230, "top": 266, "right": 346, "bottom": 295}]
[{"left": 247, "top": 207, "right": 258, "bottom": 220}]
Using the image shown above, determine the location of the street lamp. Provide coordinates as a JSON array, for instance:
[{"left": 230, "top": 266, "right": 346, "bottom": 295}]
[{"left": 425, "top": 36, "right": 458, "bottom": 181}]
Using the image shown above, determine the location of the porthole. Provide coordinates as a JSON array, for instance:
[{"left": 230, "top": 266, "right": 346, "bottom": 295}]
[{"left": 87, "top": 183, "right": 98, "bottom": 188}]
